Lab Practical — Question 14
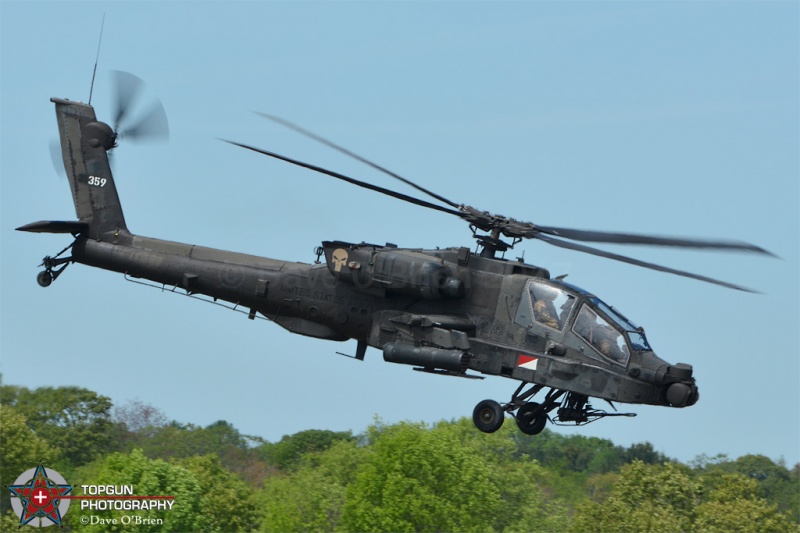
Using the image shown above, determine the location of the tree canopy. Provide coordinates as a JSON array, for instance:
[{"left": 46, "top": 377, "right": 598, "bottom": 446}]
[{"left": 1, "top": 383, "right": 796, "bottom": 532}]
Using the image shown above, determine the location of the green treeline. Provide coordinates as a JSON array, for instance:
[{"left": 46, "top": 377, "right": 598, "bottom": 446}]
[{"left": 1, "top": 383, "right": 797, "bottom": 532}]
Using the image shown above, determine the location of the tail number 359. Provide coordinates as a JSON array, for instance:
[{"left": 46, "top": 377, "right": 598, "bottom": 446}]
[{"left": 88, "top": 176, "right": 107, "bottom": 187}]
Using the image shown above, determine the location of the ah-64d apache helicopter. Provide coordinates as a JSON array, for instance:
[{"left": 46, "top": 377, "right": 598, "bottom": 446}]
[{"left": 19, "top": 73, "right": 773, "bottom": 436}]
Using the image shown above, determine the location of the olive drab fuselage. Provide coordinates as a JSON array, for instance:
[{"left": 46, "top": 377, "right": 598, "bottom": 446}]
[
  {"left": 72, "top": 228, "right": 695, "bottom": 408},
  {"left": 19, "top": 96, "right": 701, "bottom": 436}
]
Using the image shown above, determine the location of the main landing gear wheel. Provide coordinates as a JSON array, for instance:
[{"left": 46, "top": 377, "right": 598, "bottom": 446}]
[
  {"left": 473, "top": 399, "right": 504, "bottom": 433},
  {"left": 515, "top": 402, "right": 548, "bottom": 435}
]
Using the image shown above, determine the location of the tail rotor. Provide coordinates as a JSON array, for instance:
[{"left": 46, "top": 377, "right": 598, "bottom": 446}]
[{"left": 111, "top": 70, "right": 169, "bottom": 145}]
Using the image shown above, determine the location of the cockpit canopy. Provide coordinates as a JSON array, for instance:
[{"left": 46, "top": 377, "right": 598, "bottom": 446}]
[{"left": 516, "top": 279, "right": 652, "bottom": 366}]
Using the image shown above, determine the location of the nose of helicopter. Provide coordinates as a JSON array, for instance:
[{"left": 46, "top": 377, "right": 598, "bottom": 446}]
[
  {"left": 667, "top": 363, "right": 700, "bottom": 407},
  {"left": 667, "top": 382, "right": 695, "bottom": 407},
  {"left": 663, "top": 363, "right": 699, "bottom": 407}
]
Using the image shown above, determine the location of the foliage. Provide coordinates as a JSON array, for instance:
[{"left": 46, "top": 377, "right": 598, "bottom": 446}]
[
  {"left": 582, "top": 470, "right": 620, "bottom": 505},
  {"left": 1, "top": 382, "right": 796, "bottom": 533},
  {"left": 694, "top": 474, "right": 796, "bottom": 532},
  {"left": 177, "top": 454, "right": 259, "bottom": 532},
  {"left": 509, "top": 428, "right": 671, "bottom": 506},
  {"left": 63, "top": 449, "right": 203, "bottom": 532},
  {"left": 335, "top": 419, "right": 569, "bottom": 532},
  {"left": 340, "top": 421, "right": 501, "bottom": 532},
  {"left": 2, "top": 385, "right": 114, "bottom": 467},
  {"left": 572, "top": 461, "right": 701, "bottom": 532},
  {"left": 513, "top": 428, "right": 669, "bottom": 474},
  {"left": 573, "top": 461, "right": 797, "bottom": 533},
  {"left": 121, "top": 419, "right": 246, "bottom": 458},
  {"left": 0, "top": 383, "right": 27, "bottom": 406},
  {"left": 0, "top": 406, "right": 58, "bottom": 516},
  {"left": 258, "top": 428, "right": 355, "bottom": 470},
  {"left": 489, "top": 453, "right": 569, "bottom": 532},
  {"left": 696, "top": 454, "right": 800, "bottom": 522},
  {"left": 116, "top": 417, "right": 268, "bottom": 485},
  {"left": 113, "top": 399, "right": 169, "bottom": 434},
  {"left": 259, "top": 439, "right": 370, "bottom": 532},
  {"left": 432, "top": 418, "right": 569, "bottom": 532},
  {"left": 0, "top": 510, "right": 23, "bottom": 532}
]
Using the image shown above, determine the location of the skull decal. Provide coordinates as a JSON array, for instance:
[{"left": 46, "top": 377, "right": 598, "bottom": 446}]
[{"left": 332, "top": 248, "right": 349, "bottom": 272}]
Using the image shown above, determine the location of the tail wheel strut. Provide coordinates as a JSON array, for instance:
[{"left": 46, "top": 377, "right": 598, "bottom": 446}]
[{"left": 36, "top": 242, "right": 75, "bottom": 288}]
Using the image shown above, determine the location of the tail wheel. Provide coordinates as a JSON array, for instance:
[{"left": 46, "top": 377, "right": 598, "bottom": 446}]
[
  {"left": 473, "top": 399, "right": 504, "bottom": 433},
  {"left": 37, "top": 270, "right": 54, "bottom": 288},
  {"left": 515, "top": 402, "right": 548, "bottom": 435}
]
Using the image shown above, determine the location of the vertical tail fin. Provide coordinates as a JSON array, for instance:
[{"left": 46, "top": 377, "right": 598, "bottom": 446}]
[{"left": 51, "top": 97, "right": 127, "bottom": 239}]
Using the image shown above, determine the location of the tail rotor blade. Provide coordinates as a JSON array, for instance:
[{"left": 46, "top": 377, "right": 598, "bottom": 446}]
[
  {"left": 49, "top": 138, "right": 65, "bottom": 178},
  {"left": 121, "top": 99, "right": 170, "bottom": 141},
  {"left": 112, "top": 70, "right": 145, "bottom": 133}
]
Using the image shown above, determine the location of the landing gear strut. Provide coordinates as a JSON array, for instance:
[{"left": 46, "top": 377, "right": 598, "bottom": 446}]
[
  {"left": 35, "top": 242, "right": 74, "bottom": 287},
  {"left": 472, "top": 383, "right": 635, "bottom": 435}
]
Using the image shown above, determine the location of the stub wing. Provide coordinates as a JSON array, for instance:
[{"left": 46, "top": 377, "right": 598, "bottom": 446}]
[{"left": 16, "top": 220, "right": 88, "bottom": 234}]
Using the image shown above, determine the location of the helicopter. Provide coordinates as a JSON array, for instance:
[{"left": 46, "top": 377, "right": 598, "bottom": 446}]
[{"left": 18, "top": 73, "right": 773, "bottom": 436}]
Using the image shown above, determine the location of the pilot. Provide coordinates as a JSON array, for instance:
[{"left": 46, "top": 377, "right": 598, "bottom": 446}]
[
  {"left": 574, "top": 308, "right": 593, "bottom": 340},
  {"left": 597, "top": 326, "right": 623, "bottom": 361},
  {"left": 533, "top": 286, "right": 560, "bottom": 329}
]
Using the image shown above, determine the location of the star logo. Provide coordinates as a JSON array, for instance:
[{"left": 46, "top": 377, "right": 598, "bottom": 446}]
[{"left": 8, "top": 464, "right": 72, "bottom": 528}]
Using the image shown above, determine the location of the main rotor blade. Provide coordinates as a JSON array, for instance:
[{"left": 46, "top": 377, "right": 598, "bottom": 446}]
[
  {"left": 536, "top": 226, "right": 775, "bottom": 256},
  {"left": 254, "top": 112, "right": 462, "bottom": 209},
  {"left": 112, "top": 70, "right": 145, "bottom": 133},
  {"left": 223, "top": 140, "right": 463, "bottom": 217},
  {"left": 536, "top": 234, "right": 758, "bottom": 292}
]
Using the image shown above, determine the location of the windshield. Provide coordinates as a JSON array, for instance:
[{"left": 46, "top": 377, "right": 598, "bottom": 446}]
[
  {"left": 574, "top": 304, "right": 630, "bottom": 364},
  {"left": 590, "top": 297, "right": 652, "bottom": 351},
  {"left": 558, "top": 281, "right": 653, "bottom": 354}
]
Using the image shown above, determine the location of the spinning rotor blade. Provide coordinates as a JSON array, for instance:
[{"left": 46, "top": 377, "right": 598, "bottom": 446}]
[
  {"left": 254, "top": 114, "right": 772, "bottom": 255},
  {"left": 255, "top": 112, "right": 461, "bottom": 209},
  {"left": 230, "top": 117, "right": 772, "bottom": 292},
  {"left": 49, "top": 138, "right": 66, "bottom": 178},
  {"left": 111, "top": 70, "right": 170, "bottom": 142},
  {"left": 112, "top": 70, "right": 145, "bottom": 133},
  {"left": 535, "top": 226, "right": 775, "bottom": 256},
  {"left": 537, "top": 234, "right": 758, "bottom": 292},
  {"left": 223, "top": 140, "right": 463, "bottom": 217},
  {"left": 119, "top": 99, "right": 169, "bottom": 141}
]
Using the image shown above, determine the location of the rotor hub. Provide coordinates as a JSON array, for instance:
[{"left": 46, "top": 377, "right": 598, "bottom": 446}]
[{"left": 84, "top": 121, "right": 116, "bottom": 151}]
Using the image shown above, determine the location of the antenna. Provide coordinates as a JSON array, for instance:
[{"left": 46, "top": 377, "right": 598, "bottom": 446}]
[{"left": 88, "top": 14, "right": 106, "bottom": 105}]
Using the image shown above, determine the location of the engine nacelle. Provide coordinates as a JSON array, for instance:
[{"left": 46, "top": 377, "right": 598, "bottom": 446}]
[{"left": 323, "top": 241, "right": 464, "bottom": 300}]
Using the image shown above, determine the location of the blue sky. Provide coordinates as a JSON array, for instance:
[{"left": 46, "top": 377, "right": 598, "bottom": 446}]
[{"left": 2, "top": 1, "right": 798, "bottom": 466}]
